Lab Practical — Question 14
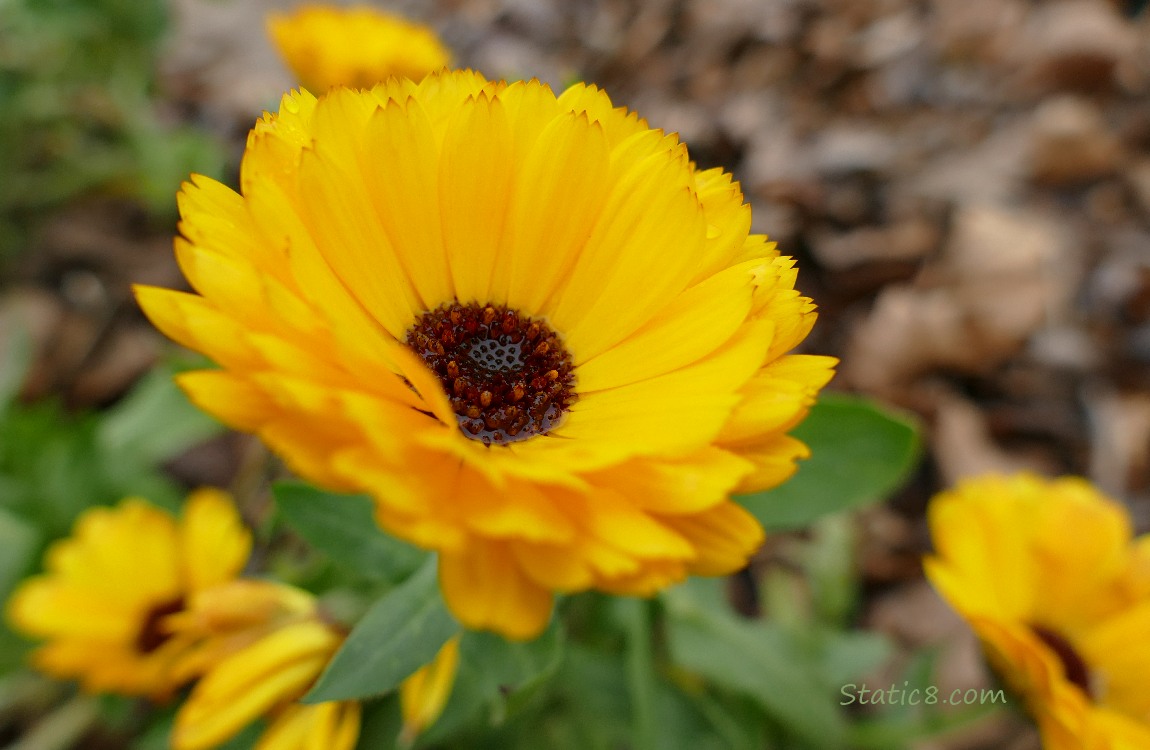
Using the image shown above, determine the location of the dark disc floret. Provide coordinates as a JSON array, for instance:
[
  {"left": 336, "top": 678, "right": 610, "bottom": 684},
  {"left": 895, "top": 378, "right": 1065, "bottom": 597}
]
[
  {"left": 135, "top": 598, "right": 185, "bottom": 654},
  {"left": 405, "top": 301, "right": 578, "bottom": 445},
  {"left": 1030, "top": 624, "right": 1093, "bottom": 698}
]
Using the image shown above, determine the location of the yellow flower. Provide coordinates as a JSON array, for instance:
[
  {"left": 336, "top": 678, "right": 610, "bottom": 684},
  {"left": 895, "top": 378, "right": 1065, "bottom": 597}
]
[
  {"left": 925, "top": 474, "right": 1150, "bottom": 749},
  {"left": 267, "top": 5, "right": 451, "bottom": 91},
  {"left": 172, "top": 616, "right": 360, "bottom": 750},
  {"left": 6, "top": 489, "right": 251, "bottom": 699},
  {"left": 135, "top": 71, "right": 836, "bottom": 639},
  {"left": 399, "top": 635, "right": 461, "bottom": 744},
  {"left": 172, "top": 584, "right": 462, "bottom": 749},
  {"left": 163, "top": 579, "right": 321, "bottom": 686}
]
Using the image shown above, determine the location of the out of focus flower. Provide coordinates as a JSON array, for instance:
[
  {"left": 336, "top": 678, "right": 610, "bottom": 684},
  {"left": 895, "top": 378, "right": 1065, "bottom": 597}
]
[
  {"left": 172, "top": 611, "right": 359, "bottom": 750},
  {"left": 399, "top": 635, "right": 461, "bottom": 744},
  {"left": 163, "top": 578, "right": 322, "bottom": 686},
  {"left": 135, "top": 70, "right": 835, "bottom": 640},
  {"left": 267, "top": 5, "right": 450, "bottom": 91},
  {"left": 172, "top": 582, "right": 461, "bottom": 749},
  {"left": 925, "top": 473, "right": 1150, "bottom": 749},
  {"left": 6, "top": 490, "right": 251, "bottom": 699}
]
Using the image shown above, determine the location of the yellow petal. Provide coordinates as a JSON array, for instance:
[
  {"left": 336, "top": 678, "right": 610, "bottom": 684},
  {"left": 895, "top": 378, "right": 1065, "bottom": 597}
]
[
  {"left": 400, "top": 635, "right": 460, "bottom": 742},
  {"left": 501, "top": 109, "right": 611, "bottom": 314},
  {"left": 180, "top": 488, "right": 252, "bottom": 593},
  {"left": 362, "top": 96, "right": 453, "bottom": 310},
  {"left": 549, "top": 138, "right": 705, "bottom": 359},
  {"left": 256, "top": 701, "right": 361, "bottom": 750},
  {"left": 174, "top": 621, "right": 340, "bottom": 750},
  {"left": 556, "top": 318, "right": 772, "bottom": 457},
  {"left": 175, "top": 371, "right": 279, "bottom": 433},
  {"left": 439, "top": 540, "right": 553, "bottom": 640},
  {"left": 586, "top": 447, "right": 755, "bottom": 515},
  {"left": 719, "top": 354, "right": 837, "bottom": 446},
  {"left": 575, "top": 259, "right": 766, "bottom": 390},
  {"left": 659, "top": 501, "right": 765, "bottom": 576},
  {"left": 439, "top": 91, "right": 515, "bottom": 304}
]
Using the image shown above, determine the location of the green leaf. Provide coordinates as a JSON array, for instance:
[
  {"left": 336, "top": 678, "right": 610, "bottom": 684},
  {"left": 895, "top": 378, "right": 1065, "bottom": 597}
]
[
  {"left": 273, "top": 482, "right": 426, "bottom": 582},
  {"left": 663, "top": 579, "right": 847, "bottom": 749},
  {"left": 353, "top": 698, "right": 402, "bottom": 750},
  {"left": 0, "top": 506, "right": 40, "bottom": 601},
  {"left": 815, "top": 631, "right": 892, "bottom": 689},
  {"left": 737, "top": 393, "right": 920, "bottom": 530},
  {"left": 668, "top": 690, "right": 765, "bottom": 750},
  {"left": 96, "top": 365, "right": 222, "bottom": 465},
  {"left": 422, "top": 618, "right": 565, "bottom": 743},
  {"left": 304, "top": 558, "right": 459, "bottom": 703}
]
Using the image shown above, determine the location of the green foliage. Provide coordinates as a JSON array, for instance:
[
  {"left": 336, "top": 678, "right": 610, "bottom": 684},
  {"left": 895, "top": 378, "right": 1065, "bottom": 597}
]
[
  {"left": 0, "top": 507, "right": 39, "bottom": 609},
  {"left": 423, "top": 620, "right": 566, "bottom": 743},
  {"left": 737, "top": 393, "right": 920, "bottom": 531},
  {"left": 665, "top": 579, "right": 850, "bottom": 749},
  {"left": 0, "top": 364, "right": 223, "bottom": 537},
  {"left": 305, "top": 559, "right": 460, "bottom": 704},
  {"left": 0, "top": 0, "right": 224, "bottom": 259},
  {"left": 273, "top": 482, "right": 427, "bottom": 583}
]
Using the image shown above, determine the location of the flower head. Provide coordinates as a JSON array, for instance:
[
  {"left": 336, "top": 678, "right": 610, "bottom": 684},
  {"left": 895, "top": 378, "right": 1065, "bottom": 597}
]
[
  {"left": 171, "top": 582, "right": 461, "bottom": 749},
  {"left": 925, "top": 474, "right": 1150, "bottom": 748},
  {"left": 267, "top": 5, "right": 450, "bottom": 91},
  {"left": 6, "top": 490, "right": 251, "bottom": 699},
  {"left": 172, "top": 609, "right": 360, "bottom": 750},
  {"left": 135, "top": 71, "right": 836, "bottom": 639}
]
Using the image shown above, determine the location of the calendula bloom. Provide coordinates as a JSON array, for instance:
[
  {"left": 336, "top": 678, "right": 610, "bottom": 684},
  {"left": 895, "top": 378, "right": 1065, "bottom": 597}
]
[
  {"left": 173, "top": 584, "right": 462, "bottom": 749},
  {"left": 135, "top": 70, "right": 836, "bottom": 639},
  {"left": 925, "top": 474, "right": 1150, "bottom": 749},
  {"left": 400, "top": 635, "right": 461, "bottom": 743},
  {"left": 172, "top": 614, "right": 360, "bottom": 750},
  {"left": 267, "top": 5, "right": 450, "bottom": 91},
  {"left": 6, "top": 490, "right": 251, "bottom": 699},
  {"left": 163, "top": 579, "right": 322, "bottom": 686}
]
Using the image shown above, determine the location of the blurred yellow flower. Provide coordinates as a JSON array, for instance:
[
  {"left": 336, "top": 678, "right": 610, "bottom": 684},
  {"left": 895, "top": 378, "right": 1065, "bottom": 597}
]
[
  {"left": 400, "top": 635, "right": 461, "bottom": 744},
  {"left": 172, "top": 614, "right": 360, "bottom": 750},
  {"left": 164, "top": 578, "right": 322, "bottom": 686},
  {"left": 135, "top": 70, "right": 835, "bottom": 640},
  {"left": 6, "top": 489, "right": 251, "bottom": 700},
  {"left": 267, "top": 5, "right": 450, "bottom": 91},
  {"left": 925, "top": 474, "right": 1150, "bottom": 749},
  {"left": 173, "top": 583, "right": 462, "bottom": 749}
]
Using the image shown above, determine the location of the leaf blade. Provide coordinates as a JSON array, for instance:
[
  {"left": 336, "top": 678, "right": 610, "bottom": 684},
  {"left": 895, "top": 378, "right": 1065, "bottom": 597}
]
[
  {"left": 303, "top": 558, "right": 459, "bottom": 703},
  {"left": 273, "top": 482, "right": 426, "bottom": 582},
  {"left": 737, "top": 393, "right": 920, "bottom": 530}
]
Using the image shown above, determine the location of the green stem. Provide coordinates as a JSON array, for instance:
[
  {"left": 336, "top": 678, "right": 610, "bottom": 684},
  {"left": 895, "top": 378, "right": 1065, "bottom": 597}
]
[{"left": 622, "top": 597, "right": 657, "bottom": 750}]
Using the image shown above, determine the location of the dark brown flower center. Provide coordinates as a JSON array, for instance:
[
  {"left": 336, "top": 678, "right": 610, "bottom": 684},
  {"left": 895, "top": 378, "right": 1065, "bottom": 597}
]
[
  {"left": 135, "top": 598, "right": 185, "bottom": 654},
  {"left": 1031, "top": 625, "right": 1093, "bottom": 698},
  {"left": 405, "top": 301, "right": 577, "bottom": 445}
]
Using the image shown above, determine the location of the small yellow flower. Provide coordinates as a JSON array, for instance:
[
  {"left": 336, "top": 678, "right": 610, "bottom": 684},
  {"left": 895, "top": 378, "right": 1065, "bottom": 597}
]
[
  {"left": 172, "top": 584, "right": 462, "bottom": 749},
  {"left": 163, "top": 579, "right": 321, "bottom": 686},
  {"left": 6, "top": 490, "right": 251, "bottom": 700},
  {"left": 172, "top": 616, "right": 360, "bottom": 750},
  {"left": 135, "top": 71, "right": 835, "bottom": 640},
  {"left": 925, "top": 474, "right": 1150, "bottom": 749},
  {"left": 399, "top": 635, "right": 461, "bottom": 744},
  {"left": 267, "top": 5, "right": 451, "bottom": 91}
]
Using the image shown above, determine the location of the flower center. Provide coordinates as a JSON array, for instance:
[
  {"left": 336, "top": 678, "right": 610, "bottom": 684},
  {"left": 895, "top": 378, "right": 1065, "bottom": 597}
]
[
  {"left": 135, "top": 598, "right": 185, "bottom": 654},
  {"left": 1031, "top": 625, "right": 1093, "bottom": 698},
  {"left": 405, "top": 301, "right": 577, "bottom": 445}
]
